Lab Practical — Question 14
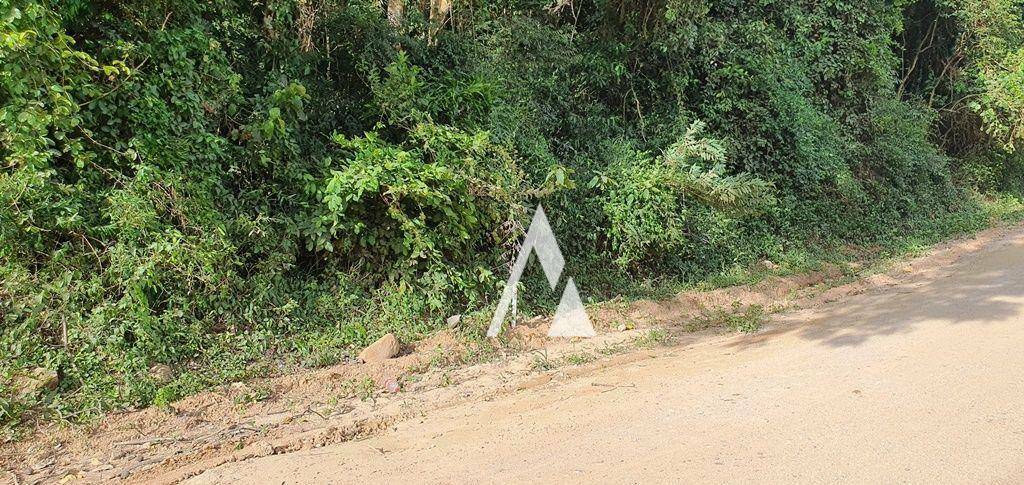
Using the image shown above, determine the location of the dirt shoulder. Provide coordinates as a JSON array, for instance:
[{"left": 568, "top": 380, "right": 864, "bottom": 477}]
[{"left": 4, "top": 222, "right": 1022, "bottom": 484}]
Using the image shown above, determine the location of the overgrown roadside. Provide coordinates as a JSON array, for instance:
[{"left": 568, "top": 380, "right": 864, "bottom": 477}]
[
  {"left": 5, "top": 211, "right": 1024, "bottom": 484},
  {"left": 10, "top": 1, "right": 1024, "bottom": 437}
]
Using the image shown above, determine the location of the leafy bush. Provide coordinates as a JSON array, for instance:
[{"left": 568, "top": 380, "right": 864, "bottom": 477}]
[
  {"left": 597, "top": 121, "right": 774, "bottom": 269},
  {"left": 309, "top": 123, "right": 525, "bottom": 270}
]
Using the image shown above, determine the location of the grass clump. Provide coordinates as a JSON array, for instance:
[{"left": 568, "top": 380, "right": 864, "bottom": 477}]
[
  {"left": 634, "top": 329, "right": 674, "bottom": 348},
  {"left": 690, "top": 303, "right": 768, "bottom": 334}
]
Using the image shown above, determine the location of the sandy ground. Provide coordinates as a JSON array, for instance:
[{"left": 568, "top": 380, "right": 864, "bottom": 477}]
[{"left": 186, "top": 229, "right": 1024, "bottom": 484}]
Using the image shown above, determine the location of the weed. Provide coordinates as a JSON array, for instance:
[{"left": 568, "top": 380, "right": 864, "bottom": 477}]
[
  {"left": 690, "top": 302, "right": 767, "bottom": 333},
  {"left": 340, "top": 378, "right": 377, "bottom": 402},
  {"left": 597, "top": 342, "right": 630, "bottom": 356},
  {"left": 634, "top": 329, "right": 673, "bottom": 348},
  {"left": 233, "top": 384, "right": 273, "bottom": 407},
  {"left": 563, "top": 352, "right": 596, "bottom": 366},
  {"left": 530, "top": 350, "right": 555, "bottom": 372}
]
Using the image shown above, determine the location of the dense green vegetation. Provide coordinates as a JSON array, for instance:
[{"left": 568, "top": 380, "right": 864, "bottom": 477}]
[{"left": 4, "top": 0, "right": 1024, "bottom": 431}]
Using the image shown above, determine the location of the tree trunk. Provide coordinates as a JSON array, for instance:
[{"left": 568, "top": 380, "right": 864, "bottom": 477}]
[
  {"left": 428, "top": 0, "right": 452, "bottom": 44},
  {"left": 387, "top": 0, "right": 404, "bottom": 27}
]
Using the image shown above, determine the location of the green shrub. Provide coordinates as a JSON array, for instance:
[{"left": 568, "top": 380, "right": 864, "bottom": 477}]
[{"left": 597, "top": 121, "right": 774, "bottom": 269}]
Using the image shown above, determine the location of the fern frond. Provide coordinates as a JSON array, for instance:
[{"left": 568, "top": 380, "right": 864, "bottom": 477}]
[{"left": 664, "top": 120, "right": 727, "bottom": 165}]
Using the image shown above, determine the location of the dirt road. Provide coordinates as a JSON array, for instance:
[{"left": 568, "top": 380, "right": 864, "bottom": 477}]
[{"left": 186, "top": 232, "right": 1024, "bottom": 484}]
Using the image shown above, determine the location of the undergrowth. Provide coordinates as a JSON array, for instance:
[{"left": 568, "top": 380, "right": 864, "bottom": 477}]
[{"left": 5, "top": 0, "right": 1024, "bottom": 438}]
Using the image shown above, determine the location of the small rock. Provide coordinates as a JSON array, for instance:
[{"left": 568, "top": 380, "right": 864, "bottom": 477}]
[
  {"left": 250, "top": 440, "right": 275, "bottom": 458},
  {"left": 148, "top": 364, "right": 173, "bottom": 384},
  {"left": 358, "top": 333, "right": 400, "bottom": 363},
  {"left": 446, "top": 314, "right": 462, "bottom": 328},
  {"left": 759, "top": 259, "right": 780, "bottom": 271},
  {"left": 14, "top": 367, "right": 58, "bottom": 398},
  {"left": 384, "top": 379, "right": 401, "bottom": 393}
]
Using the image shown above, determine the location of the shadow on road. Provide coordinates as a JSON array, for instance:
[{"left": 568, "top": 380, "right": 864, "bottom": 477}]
[{"left": 727, "top": 239, "right": 1024, "bottom": 349}]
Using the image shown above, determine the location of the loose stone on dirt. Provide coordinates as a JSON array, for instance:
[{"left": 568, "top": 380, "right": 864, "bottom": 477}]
[
  {"left": 358, "top": 333, "right": 401, "bottom": 363},
  {"left": 245, "top": 441, "right": 275, "bottom": 458}
]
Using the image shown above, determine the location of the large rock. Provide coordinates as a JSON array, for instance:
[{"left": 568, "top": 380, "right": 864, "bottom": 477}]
[{"left": 358, "top": 333, "right": 400, "bottom": 363}]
